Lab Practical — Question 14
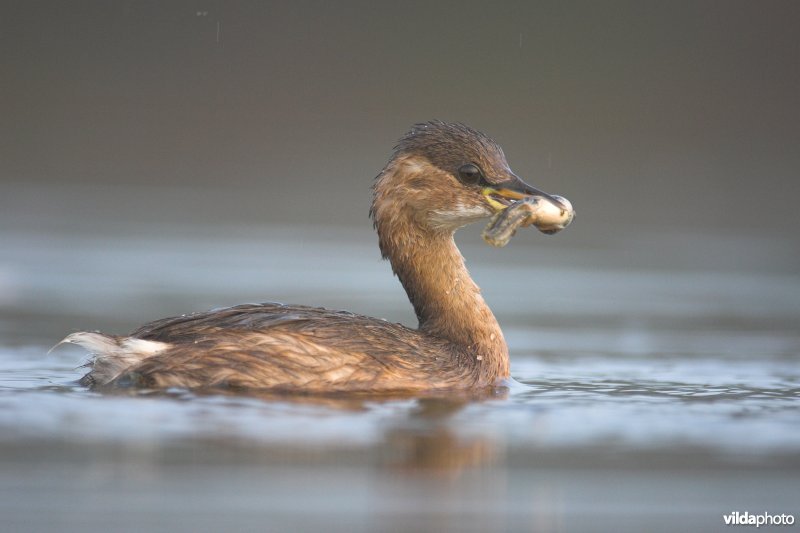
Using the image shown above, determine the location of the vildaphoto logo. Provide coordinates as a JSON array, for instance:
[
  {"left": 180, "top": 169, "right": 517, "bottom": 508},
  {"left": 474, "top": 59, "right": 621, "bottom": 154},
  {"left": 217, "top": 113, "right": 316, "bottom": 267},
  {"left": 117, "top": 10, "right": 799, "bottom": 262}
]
[{"left": 723, "top": 511, "right": 795, "bottom": 527}]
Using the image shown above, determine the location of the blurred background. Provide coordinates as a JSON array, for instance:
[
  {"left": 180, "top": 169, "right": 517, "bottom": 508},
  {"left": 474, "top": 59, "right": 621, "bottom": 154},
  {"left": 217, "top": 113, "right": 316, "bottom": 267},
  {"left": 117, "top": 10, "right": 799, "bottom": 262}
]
[{"left": 2, "top": 0, "right": 799, "bottom": 239}]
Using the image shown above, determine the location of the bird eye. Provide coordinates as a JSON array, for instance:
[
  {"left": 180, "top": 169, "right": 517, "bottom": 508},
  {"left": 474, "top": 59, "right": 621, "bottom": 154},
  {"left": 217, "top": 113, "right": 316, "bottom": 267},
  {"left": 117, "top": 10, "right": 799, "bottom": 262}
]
[{"left": 457, "top": 163, "right": 483, "bottom": 185}]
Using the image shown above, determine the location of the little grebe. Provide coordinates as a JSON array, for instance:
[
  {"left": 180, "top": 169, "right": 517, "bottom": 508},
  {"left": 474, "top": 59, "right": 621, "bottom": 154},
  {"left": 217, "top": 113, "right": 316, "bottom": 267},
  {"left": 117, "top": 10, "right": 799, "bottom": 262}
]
[{"left": 63, "top": 121, "right": 573, "bottom": 392}]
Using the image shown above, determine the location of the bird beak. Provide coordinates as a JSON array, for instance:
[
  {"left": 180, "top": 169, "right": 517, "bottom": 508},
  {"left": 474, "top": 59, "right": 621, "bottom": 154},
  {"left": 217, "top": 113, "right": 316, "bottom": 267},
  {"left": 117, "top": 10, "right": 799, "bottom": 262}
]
[{"left": 481, "top": 173, "right": 567, "bottom": 213}]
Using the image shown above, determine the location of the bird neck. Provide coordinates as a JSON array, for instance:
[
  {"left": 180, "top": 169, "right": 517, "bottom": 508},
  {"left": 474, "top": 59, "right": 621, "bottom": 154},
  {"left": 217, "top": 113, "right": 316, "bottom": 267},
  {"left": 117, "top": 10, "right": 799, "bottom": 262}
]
[{"left": 374, "top": 212, "right": 510, "bottom": 384}]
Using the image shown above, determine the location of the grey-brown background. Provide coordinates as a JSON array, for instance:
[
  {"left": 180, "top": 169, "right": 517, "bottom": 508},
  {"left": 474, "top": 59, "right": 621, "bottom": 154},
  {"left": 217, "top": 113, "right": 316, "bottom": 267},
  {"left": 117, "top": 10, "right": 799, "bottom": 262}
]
[{"left": 3, "top": 0, "right": 799, "bottom": 242}]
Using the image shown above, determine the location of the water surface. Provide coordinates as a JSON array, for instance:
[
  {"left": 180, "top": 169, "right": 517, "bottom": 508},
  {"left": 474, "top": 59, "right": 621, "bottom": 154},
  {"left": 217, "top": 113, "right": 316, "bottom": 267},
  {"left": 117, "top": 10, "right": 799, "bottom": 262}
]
[{"left": 1, "top": 223, "right": 798, "bottom": 532}]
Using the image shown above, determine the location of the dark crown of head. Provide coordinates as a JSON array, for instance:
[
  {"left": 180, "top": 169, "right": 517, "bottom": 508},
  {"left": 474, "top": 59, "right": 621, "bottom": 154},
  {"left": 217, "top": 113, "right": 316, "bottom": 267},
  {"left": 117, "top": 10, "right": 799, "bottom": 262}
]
[{"left": 394, "top": 121, "right": 507, "bottom": 177}]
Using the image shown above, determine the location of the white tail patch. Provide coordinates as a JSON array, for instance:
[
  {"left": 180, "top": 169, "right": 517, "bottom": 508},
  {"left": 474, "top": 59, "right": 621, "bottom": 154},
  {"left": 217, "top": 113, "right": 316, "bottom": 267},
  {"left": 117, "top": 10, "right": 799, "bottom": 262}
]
[{"left": 57, "top": 332, "right": 170, "bottom": 386}]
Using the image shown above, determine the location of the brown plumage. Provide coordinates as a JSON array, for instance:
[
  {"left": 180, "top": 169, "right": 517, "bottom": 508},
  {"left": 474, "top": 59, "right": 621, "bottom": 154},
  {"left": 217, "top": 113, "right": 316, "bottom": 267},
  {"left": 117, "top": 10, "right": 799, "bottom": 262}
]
[{"left": 62, "top": 121, "right": 573, "bottom": 393}]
